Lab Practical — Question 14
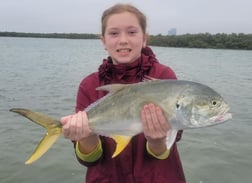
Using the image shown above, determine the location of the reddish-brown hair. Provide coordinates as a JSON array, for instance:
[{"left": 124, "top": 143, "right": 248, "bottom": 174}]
[{"left": 101, "top": 3, "right": 147, "bottom": 36}]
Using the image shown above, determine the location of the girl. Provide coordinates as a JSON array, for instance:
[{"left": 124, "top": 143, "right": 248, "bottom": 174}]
[{"left": 61, "top": 3, "right": 186, "bottom": 183}]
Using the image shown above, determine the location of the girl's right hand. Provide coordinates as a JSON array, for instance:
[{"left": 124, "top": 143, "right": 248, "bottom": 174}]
[{"left": 61, "top": 111, "right": 93, "bottom": 141}]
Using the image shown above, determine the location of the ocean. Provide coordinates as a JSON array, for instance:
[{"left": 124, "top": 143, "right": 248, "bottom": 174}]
[{"left": 0, "top": 37, "right": 251, "bottom": 183}]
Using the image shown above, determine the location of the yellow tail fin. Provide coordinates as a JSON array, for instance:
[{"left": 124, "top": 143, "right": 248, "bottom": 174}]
[{"left": 10, "top": 108, "right": 62, "bottom": 164}]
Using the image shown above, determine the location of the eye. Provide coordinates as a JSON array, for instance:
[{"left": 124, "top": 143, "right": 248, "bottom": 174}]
[
  {"left": 212, "top": 100, "right": 217, "bottom": 106},
  {"left": 176, "top": 103, "right": 180, "bottom": 109},
  {"left": 108, "top": 32, "right": 118, "bottom": 36},
  {"left": 128, "top": 31, "right": 137, "bottom": 35}
]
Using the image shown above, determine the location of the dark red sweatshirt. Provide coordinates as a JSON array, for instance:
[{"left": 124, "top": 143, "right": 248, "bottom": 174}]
[{"left": 74, "top": 47, "right": 186, "bottom": 183}]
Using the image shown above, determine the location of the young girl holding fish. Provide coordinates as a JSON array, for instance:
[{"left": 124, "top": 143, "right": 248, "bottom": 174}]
[{"left": 61, "top": 3, "right": 185, "bottom": 183}]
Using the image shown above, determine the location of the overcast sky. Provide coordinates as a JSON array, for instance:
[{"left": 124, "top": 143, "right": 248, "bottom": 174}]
[{"left": 0, "top": 0, "right": 251, "bottom": 35}]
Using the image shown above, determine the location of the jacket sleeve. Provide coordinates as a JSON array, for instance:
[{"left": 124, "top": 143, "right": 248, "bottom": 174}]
[
  {"left": 74, "top": 73, "right": 106, "bottom": 166},
  {"left": 75, "top": 73, "right": 101, "bottom": 112}
]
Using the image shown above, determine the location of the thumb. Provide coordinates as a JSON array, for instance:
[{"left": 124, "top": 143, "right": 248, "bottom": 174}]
[{"left": 60, "top": 114, "right": 73, "bottom": 125}]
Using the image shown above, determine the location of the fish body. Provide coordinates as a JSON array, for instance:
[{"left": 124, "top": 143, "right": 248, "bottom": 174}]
[{"left": 10, "top": 79, "right": 232, "bottom": 164}]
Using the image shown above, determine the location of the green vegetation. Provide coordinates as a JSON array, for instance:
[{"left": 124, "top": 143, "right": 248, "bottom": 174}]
[
  {"left": 148, "top": 33, "right": 252, "bottom": 50},
  {"left": 1, "top": 31, "right": 251, "bottom": 50},
  {"left": 0, "top": 32, "right": 99, "bottom": 39}
]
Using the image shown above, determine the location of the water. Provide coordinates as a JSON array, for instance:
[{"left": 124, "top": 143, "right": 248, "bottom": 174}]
[{"left": 0, "top": 37, "right": 251, "bottom": 183}]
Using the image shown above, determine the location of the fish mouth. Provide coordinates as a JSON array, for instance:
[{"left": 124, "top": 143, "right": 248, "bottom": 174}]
[
  {"left": 213, "top": 112, "right": 232, "bottom": 123},
  {"left": 201, "top": 106, "right": 232, "bottom": 126},
  {"left": 208, "top": 107, "right": 232, "bottom": 124},
  {"left": 213, "top": 103, "right": 232, "bottom": 123},
  {"left": 196, "top": 112, "right": 232, "bottom": 129}
]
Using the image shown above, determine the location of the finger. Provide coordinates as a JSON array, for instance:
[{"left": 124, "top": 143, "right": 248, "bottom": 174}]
[
  {"left": 75, "top": 112, "right": 84, "bottom": 140},
  {"left": 147, "top": 105, "right": 168, "bottom": 140},
  {"left": 143, "top": 104, "right": 154, "bottom": 132},
  {"left": 79, "top": 111, "right": 91, "bottom": 139},
  {"left": 82, "top": 111, "right": 89, "bottom": 131},
  {"left": 148, "top": 103, "right": 159, "bottom": 131},
  {"left": 155, "top": 105, "right": 170, "bottom": 133},
  {"left": 62, "top": 115, "right": 73, "bottom": 137},
  {"left": 69, "top": 113, "right": 78, "bottom": 139},
  {"left": 60, "top": 115, "right": 72, "bottom": 125},
  {"left": 75, "top": 111, "right": 82, "bottom": 140},
  {"left": 141, "top": 107, "right": 148, "bottom": 132}
]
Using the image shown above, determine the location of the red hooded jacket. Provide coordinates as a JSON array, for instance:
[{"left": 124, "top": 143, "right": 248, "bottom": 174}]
[{"left": 75, "top": 47, "right": 186, "bottom": 183}]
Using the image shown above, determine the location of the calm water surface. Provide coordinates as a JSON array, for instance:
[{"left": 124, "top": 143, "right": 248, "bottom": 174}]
[{"left": 0, "top": 37, "right": 252, "bottom": 183}]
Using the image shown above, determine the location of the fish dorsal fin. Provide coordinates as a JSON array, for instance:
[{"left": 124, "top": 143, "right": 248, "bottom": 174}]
[
  {"left": 84, "top": 84, "right": 129, "bottom": 112},
  {"left": 111, "top": 135, "right": 132, "bottom": 158},
  {"left": 85, "top": 84, "right": 126, "bottom": 112},
  {"left": 96, "top": 84, "right": 129, "bottom": 93}
]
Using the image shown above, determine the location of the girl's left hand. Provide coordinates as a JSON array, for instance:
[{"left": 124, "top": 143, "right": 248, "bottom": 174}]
[{"left": 141, "top": 103, "right": 170, "bottom": 155}]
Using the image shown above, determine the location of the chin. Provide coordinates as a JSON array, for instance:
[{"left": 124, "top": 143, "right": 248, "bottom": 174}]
[{"left": 113, "top": 58, "right": 135, "bottom": 65}]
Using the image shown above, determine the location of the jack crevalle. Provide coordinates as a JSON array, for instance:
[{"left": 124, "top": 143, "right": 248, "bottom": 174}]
[{"left": 10, "top": 79, "right": 232, "bottom": 164}]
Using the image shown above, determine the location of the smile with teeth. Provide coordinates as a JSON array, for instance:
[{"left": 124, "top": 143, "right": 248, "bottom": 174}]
[{"left": 117, "top": 48, "right": 132, "bottom": 53}]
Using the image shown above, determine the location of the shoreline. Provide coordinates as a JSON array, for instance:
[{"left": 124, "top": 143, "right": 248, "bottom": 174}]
[{"left": 1, "top": 31, "right": 251, "bottom": 50}]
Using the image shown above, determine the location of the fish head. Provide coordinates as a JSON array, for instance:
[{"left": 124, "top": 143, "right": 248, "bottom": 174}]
[{"left": 174, "top": 84, "right": 232, "bottom": 129}]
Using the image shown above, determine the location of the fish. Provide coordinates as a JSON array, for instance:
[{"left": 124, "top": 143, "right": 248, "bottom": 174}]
[{"left": 10, "top": 79, "right": 232, "bottom": 164}]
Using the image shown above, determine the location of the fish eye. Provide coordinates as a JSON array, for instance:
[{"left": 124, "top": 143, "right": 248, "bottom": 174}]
[
  {"left": 212, "top": 100, "right": 217, "bottom": 106},
  {"left": 176, "top": 103, "right": 180, "bottom": 109}
]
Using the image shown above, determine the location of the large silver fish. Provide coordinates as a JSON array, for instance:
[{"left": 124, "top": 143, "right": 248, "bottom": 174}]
[{"left": 10, "top": 79, "right": 232, "bottom": 164}]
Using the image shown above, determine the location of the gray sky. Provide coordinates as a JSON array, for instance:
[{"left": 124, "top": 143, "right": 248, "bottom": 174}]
[{"left": 0, "top": 0, "right": 251, "bottom": 35}]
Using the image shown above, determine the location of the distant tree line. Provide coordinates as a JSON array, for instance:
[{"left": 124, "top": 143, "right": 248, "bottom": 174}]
[
  {"left": 148, "top": 33, "right": 252, "bottom": 50},
  {"left": 1, "top": 31, "right": 251, "bottom": 50},
  {"left": 0, "top": 31, "right": 99, "bottom": 39}
]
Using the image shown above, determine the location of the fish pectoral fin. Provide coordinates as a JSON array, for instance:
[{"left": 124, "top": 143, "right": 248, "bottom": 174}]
[
  {"left": 111, "top": 135, "right": 132, "bottom": 158},
  {"left": 25, "top": 130, "right": 61, "bottom": 165},
  {"left": 166, "top": 129, "right": 178, "bottom": 150}
]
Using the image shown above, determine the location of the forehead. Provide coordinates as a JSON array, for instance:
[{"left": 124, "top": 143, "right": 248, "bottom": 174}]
[{"left": 105, "top": 12, "right": 141, "bottom": 30}]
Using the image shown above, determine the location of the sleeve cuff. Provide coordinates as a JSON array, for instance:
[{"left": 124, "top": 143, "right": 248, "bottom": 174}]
[
  {"left": 75, "top": 138, "right": 103, "bottom": 162},
  {"left": 146, "top": 142, "right": 170, "bottom": 160}
]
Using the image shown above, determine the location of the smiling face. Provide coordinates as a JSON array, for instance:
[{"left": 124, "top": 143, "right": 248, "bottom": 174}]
[{"left": 101, "top": 12, "right": 147, "bottom": 65}]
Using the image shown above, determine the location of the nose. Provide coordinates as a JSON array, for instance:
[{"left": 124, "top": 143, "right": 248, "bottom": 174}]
[{"left": 119, "top": 33, "right": 128, "bottom": 45}]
